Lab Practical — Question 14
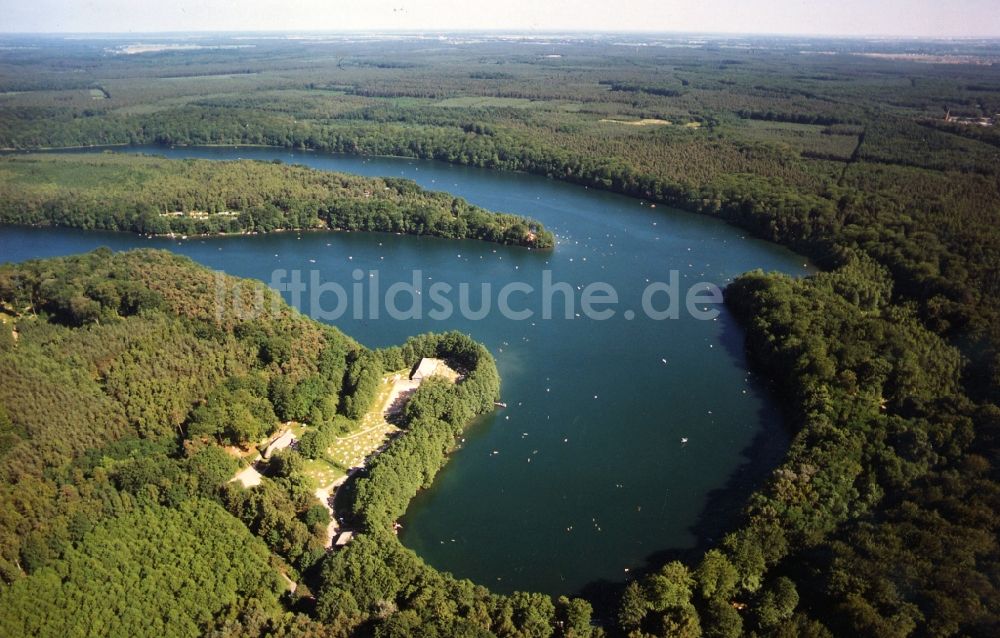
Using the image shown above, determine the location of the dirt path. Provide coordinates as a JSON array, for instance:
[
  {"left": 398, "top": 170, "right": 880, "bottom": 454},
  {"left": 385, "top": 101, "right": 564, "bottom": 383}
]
[
  {"left": 382, "top": 376, "right": 420, "bottom": 417},
  {"left": 315, "top": 474, "right": 349, "bottom": 548},
  {"left": 309, "top": 362, "right": 462, "bottom": 548},
  {"left": 339, "top": 420, "right": 398, "bottom": 442},
  {"left": 280, "top": 571, "right": 297, "bottom": 594}
]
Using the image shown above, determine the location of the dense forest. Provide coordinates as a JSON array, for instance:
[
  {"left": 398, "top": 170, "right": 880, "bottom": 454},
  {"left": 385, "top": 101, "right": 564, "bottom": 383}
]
[
  {"left": 0, "top": 34, "right": 999, "bottom": 636},
  {"left": 0, "top": 249, "right": 589, "bottom": 636},
  {"left": 0, "top": 154, "right": 554, "bottom": 248}
]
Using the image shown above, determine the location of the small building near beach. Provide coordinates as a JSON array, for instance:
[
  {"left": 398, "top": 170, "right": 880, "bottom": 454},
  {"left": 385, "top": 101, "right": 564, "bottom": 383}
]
[
  {"left": 263, "top": 429, "right": 296, "bottom": 460},
  {"left": 411, "top": 358, "right": 442, "bottom": 381},
  {"left": 334, "top": 531, "right": 355, "bottom": 547}
]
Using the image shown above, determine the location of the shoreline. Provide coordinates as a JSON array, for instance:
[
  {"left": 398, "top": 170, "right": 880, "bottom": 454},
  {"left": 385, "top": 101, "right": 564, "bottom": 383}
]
[
  {"left": 3, "top": 141, "right": 813, "bottom": 267},
  {"left": 0, "top": 220, "right": 553, "bottom": 250},
  {"left": 0, "top": 150, "right": 556, "bottom": 251}
]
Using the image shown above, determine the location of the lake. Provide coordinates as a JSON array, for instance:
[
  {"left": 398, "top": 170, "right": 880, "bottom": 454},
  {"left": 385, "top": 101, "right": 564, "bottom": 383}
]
[{"left": 0, "top": 145, "right": 813, "bottom": 596}]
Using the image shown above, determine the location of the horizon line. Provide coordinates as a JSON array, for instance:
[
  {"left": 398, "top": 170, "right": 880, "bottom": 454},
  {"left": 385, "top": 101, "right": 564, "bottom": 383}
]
[{"left": 2, "top": 29, "right": 1000, "bottom": 41}]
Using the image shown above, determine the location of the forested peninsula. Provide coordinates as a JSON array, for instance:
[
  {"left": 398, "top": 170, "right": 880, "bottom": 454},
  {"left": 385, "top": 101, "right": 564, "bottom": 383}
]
[
  {"left": 0, "top": 249, "right": 586, "bottom": 637},
  {"left": 0, "top": 154, "right": 554, "bottom": 248}
]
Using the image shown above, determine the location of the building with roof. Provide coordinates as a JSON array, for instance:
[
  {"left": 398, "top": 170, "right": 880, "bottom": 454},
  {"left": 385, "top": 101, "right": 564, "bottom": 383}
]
[
  {"left": 334, "top": 531, "right": 355, "bottom": 547},
  {"left": 411, "top": 357, "right": 443, "bottom": 381},
  {"left": 263, "top": 429, "right": 296, "bottom": 460}
]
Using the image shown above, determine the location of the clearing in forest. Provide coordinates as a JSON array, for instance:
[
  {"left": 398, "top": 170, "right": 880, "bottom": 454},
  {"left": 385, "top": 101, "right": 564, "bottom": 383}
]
[
  {"left": 231, "top": 361, "right": 461, "bottom": 535},
  {"left": 599, "top": 117, "right": 672, "bottom": 126}
]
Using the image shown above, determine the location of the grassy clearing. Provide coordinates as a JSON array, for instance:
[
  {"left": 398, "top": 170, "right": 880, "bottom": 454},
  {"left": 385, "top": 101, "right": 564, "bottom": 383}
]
[
  {"left": 599, "top": 117, "right": 672, "bottom": 126},
  {"left": 326, "top": 421, "right": 400, "bottom": 470},
  {"left": 298, "top": 369, "right": 410, "bottom": 489},
  {"left": 363, "top": 370, "right": 409, "bottom": 427},
  {"left": 389, "top": 96, "right": 432, "bottom": 108},
  {"left": 301, "top": 458, "right": 345, "bottom": 488}
]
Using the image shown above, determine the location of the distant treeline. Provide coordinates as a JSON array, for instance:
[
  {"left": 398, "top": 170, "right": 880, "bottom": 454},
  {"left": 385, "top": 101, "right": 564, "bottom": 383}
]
[
  {"left": 735, "top": 109, "right": 859, "bottom": 126},
  {"left": 0, "top": 154, "right": 554, "bottom": 249},
  {"left": 601, "top": 80, "right": 687, "bottom": 97}
]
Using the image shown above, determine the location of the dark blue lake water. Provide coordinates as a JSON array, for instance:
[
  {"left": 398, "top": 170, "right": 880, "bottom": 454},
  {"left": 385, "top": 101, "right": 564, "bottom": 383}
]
[{"left": 0, "top": 146, "right": 812, "bottom": 596}]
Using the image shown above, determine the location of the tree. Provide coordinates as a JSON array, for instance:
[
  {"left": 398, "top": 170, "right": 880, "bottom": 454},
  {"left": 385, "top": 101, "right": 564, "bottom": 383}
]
[
  {"left": 556, "top": 596, "right": 593, "bottom": 637},
  {"left": 268, "top": 449, "right": 304, "bottom": 479},
  {"left": 618, "top": 581, "right": 650, "bottom": 633},
  {"left": 701, "top": 598, "right": 742, "bottom": 638},
  {"left": 695, "top": 550, "right": 739, "bottom": 601},
  {"left": 186, "top": 445, "right": 239, "bottom": 497},
  {"left": 645, "top": 562, "right": 700, "bottom": 638},
  {"left": 189, "top": 386, "right": 277, "bottom": 446},
  {"left": 756, "top": 577, "right": 800, "bottom": 629}
]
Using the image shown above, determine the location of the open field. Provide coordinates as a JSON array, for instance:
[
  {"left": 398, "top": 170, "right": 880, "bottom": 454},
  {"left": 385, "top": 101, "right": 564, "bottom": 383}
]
[
  {"left": 325, "top": 421, "right": 400, "bottom": 471},
  {"left": 599, "top": 117, "right": 671, "bottom": 126}
]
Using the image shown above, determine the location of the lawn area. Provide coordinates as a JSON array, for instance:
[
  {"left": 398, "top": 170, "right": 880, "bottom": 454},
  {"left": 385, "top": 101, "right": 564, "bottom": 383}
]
[
  {"left": 325, "top": 369, "right": 414, "bottom": 469},
  {"left": 228, "top": 364, "right": 461, "bottom": 490},
  {"left": 326, "top": 421, "right": 400, "bottom": 470},
  {"left": 296, "top": 364, "right": 461, "bottom": 489},
  {"left": 301, "top": 458, "right": 345, "bottom": 489},
  {"left": 298, "top": 369, "right": 410, "bottom": 489},
  {"left": 361, "top": 369, "right": 410, "bottom": 428}
]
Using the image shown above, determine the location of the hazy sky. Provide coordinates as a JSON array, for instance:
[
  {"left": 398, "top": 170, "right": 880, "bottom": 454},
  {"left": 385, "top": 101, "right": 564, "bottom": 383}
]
[{"left": 2, "top": 0, "right": 999, "bottom": 37}]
